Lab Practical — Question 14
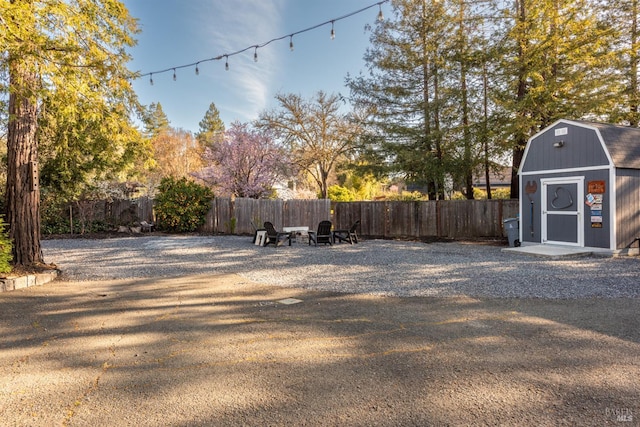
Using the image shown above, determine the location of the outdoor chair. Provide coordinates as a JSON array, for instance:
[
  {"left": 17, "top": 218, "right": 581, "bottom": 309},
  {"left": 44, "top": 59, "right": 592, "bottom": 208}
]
[
  {"left": 308, "top": 220, "right": 333, "bottom": 246},
  {"left": 333, "top": 220, "right": 360, "bottom": 244},
  {"left": 251, "top": 220, "right": 266, "bottom": 244},
  {"left": 263, "top": 221, "right": 292, "bottom": 247}
]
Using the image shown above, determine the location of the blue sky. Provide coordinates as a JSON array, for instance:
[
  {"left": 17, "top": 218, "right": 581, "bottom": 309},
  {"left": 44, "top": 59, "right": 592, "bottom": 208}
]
[{"left": 124, "top": 0, "right": 388, "bottom": 133}]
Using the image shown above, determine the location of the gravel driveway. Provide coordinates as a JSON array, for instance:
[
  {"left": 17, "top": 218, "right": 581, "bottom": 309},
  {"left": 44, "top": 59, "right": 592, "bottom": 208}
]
[
  {"left": 42, "top": 234, "right": 640, "bottom": 299},
  {"left": 1, "top": 235, "right": 637, "bottom": 426}
]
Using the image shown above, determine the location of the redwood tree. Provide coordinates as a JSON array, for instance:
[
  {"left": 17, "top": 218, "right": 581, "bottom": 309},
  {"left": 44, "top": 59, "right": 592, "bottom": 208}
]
[
  {"left": 6, "top": 54, "right": 41, "bottom": 265},
  {"left": 2, "top": 0, "right": 139, "bottom": 267}
]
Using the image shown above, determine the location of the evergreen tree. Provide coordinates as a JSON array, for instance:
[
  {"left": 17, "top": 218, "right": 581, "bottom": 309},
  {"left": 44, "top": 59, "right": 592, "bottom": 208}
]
[
  {"left": 347, "top": 0, "right": 486, "bottom": 199},
  {"left": 196, "top": 102, "right": 225, "bottom": 149},
  {"left": 142, "top": 102, "right": 171, "bottom": 138},
  {"left": 498, "top": 0, "right": 616, "bottom": 198},
  {"left": 1, "top": 0, "right": 139, "bottom": 267},
  {"left": 37, "top": 78, "right": 145, "bottom": 202},
  {"left": 350, "top": 0, "right": 617, "bottom": 200},
  {"left": 600, "top": 0, "right": 640, "bottom": 126}
]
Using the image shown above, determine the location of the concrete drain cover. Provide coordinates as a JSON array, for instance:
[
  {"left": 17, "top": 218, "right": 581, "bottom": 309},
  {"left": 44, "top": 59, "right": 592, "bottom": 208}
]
[{"left": 277, "top": 298, "right": 303, "bottom": 305}]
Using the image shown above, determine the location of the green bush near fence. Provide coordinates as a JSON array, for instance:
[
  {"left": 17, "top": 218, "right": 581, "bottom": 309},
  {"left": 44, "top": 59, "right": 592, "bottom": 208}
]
[
  {"left": 451, "top": 188, "right": 511, "bottom": 200},
  {"left": 40, "top": 194, "right": 113, "bottom": 235},
  {"left": 0, "top": 216, "right": 13, "bottom": 274},
  {"left": 154, "top": 177, "right": 214, "bottom": 232},
  {"left": 327, "top": 185, "right": 356, "bottom": 202}
]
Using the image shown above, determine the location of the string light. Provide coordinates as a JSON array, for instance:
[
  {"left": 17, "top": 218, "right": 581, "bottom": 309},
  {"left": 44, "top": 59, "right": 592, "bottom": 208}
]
[{"left": 140, "top": 0, "right": 388, "bottom": 84}]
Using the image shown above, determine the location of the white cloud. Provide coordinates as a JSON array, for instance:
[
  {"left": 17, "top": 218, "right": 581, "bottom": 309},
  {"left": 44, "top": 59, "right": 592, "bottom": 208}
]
[{"left": 192, "top": 1, "right": 286, "bottom": 121}]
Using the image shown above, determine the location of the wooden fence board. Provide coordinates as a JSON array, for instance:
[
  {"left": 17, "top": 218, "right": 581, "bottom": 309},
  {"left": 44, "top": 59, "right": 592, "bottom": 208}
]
[
  {"left": 234, "top": 198, "right": 259, "bottom": 234},
  {"left": 363, "top": 202, "right": 387, "bottom": 238},
  {"left": 386, "top": 201, "right": 414, "bottom": 237},
  {"left": 258, "top": 199, "right": 285, "bottom": 230},
  {"left": 418, "top": 202, "right": 438, "bottom": 236},
  {"left": 136, "top": 197, "right": 154, "bottom": 223},
  {"left": 284, "top": 199, "right": 329, "bottom": 229},
  {"left": 214, "top": 198, "right": 233, "bottom": 233},
  {"left": 339, "top": 202, "right": 361, "bottom": 235}
]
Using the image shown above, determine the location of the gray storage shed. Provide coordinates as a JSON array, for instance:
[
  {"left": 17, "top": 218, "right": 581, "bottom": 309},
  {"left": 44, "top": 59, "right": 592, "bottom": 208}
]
[{"left": 519, "top": 119, "right": 640, "bottom": 251}]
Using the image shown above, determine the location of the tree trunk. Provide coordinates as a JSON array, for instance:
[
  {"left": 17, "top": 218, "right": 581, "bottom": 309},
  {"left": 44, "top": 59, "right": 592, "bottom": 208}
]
[
  {"left": 482, "top": 60, "right": 492, "bottom": 199},
  {"left": 6, "top": 57, "right": 44, "bottom": 267},
  {"left": 510, "top": 145, "right": 524, "bottom": 200},
  {"left": 510, "top": 0, "right": 528, "bottom": 201},
  {"left": 630, "top": 0, "right": 639, "bottom": 127}
]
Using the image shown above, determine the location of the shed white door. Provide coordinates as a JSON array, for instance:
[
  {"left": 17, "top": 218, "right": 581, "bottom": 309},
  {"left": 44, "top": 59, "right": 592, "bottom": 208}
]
[{"left": 541, "top": 177, "right": 584, "bottom": 246}]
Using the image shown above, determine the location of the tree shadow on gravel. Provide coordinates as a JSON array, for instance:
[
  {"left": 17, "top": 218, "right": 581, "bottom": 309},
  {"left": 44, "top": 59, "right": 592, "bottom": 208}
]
[{"left": 1, "top": 274, "right": 638, "bottom": 426}]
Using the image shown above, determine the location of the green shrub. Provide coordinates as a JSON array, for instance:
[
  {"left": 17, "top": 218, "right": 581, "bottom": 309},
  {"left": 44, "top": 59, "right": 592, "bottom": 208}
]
[
  {"left": 327, "top": 185, "right": 356, "bottom": 202},
  {"left": 491, "top": 188, "right": 512, "bottom": 199},
  {"left": 40, "top": 195, "right": 113, "bottom": 235},
  {"left": 42, "top": 216, "right": 71, "bottom": 235},
  {"left": 458, "top": 188, "right": 512, "bottom": 200},
  {"left": 0, "top": 216, "right": 13, "bottom": 274},
  {"left": 225, "top": 217, "right": 237, "bottom": 234},
  {"left": 385, "top": 191, "right": 428, "bottom": 201},
  {"left": 41, "top": 193, "right": 68, "bottom": 235},
  {"left": 154, "top": 177, "right": 214, "bottom": 232}
]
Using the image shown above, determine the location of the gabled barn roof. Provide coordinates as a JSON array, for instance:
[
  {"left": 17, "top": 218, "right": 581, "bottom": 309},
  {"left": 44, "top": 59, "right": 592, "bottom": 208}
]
[{"left": 580, "top": 121, "right": 640, "bottom": 169}]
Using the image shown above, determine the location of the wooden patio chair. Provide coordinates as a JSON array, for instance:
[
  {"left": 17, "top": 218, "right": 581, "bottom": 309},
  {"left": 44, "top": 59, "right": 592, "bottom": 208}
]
[
  {"left": 333, "top": 220, "right": 360, "bottom": 244},
  {"left": 308, "top": 220, "right": 333, "bottom": 246},
  {"left": 263, "top": 221, "right": 292, "bottom": 247}
]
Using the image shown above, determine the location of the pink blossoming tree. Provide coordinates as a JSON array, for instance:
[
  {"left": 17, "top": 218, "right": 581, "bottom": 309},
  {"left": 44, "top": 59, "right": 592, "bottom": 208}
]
[{"left": 195, "top": 122, "right": 291, "bottom": 198}]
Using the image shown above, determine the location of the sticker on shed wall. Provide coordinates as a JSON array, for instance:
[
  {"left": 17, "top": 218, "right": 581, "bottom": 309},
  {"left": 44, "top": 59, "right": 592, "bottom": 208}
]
[
  {"left": 587, "top": 180, "right": 606, "bottom": 194},
  {"left": 585, "top": 193, "right": 603, "bottom": 207},
  {"left": 587, "top": 193, "right": 604, "bottom": 227}
]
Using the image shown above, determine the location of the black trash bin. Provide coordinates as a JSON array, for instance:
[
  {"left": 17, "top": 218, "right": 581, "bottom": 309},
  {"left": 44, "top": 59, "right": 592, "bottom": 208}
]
[{"left": 503, "top": 218, "right": 520, "bottom": 247}]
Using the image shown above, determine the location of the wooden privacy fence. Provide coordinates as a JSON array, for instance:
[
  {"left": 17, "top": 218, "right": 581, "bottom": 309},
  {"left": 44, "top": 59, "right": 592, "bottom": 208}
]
[
  {"left": 195, "top": 198, "right": 518, "bottom": 239},
  {"left": 64, "top": 197, "right": 518, "bottom": 239},
  {"left": 332, "top": 200, "right": 519, "bottom": 239},
  {"left": 61, "top": 197, "right": 155, "bottom": 230},
  {"left": 201, "top": 198, "right": 332, "bottom": 234}
]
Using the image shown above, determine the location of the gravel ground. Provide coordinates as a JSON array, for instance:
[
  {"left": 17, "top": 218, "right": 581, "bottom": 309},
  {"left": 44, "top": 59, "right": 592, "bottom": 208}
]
[
  {"left": 42, "top": 234, "right": 640, "bottom": 299},
  {"left": 1, "top": 235, "right": 635, "bottom": 426}
]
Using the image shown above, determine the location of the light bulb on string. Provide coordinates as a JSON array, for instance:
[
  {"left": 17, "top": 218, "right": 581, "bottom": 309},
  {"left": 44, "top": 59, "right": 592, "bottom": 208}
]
[{"left": 139, "top": 1, "right": 392, "bottom": 83}]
